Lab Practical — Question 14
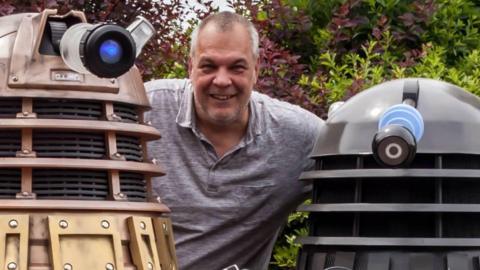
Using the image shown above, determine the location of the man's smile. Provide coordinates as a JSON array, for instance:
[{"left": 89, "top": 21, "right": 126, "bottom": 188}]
[{"left": 210, "top": 94, "right": 235, "bottom": 101}]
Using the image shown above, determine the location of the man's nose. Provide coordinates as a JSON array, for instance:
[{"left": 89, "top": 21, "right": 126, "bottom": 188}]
[{"left": 212, "top": 68, "right": 232, "bottom": 87}]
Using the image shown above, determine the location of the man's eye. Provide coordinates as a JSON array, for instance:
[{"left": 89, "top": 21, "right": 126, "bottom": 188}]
[
  {"left": 232, "top": 66, "right": 246, "bottom": 72},
  {"left": 200, "top": 65, "right": 215, "bottom": 72}
]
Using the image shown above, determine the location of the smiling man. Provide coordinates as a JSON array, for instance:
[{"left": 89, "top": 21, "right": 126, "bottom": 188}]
[{"left": 145, "top": 11, "right": 323, "bottom": 270}]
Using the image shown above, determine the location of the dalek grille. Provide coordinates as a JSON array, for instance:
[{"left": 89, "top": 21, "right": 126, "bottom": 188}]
[
  {"left": 34, "top": 99, "right": 103, "bottom": 120},
  {"left": 114, "top": 103, "right": 139, "bottom": 123},
  {"left": 33, "top": 131, "right": 106, "bottom": 159},
  {"left": 0, "top": 98, "right": 21, "bottom": 118},
  {"left": 32, "top": 169, "right": 109, "bottom": 200},
  {"left": 298, "top": 153, "right": 480, "bottom": 269},
  {"left": 116, "top": 135, "right": 143, "bottom": 161},
  {"left": 0, "top": 130, "right": 21, "bottom": 157},
  {"left": 120, "top": 172, "right": 147, "bottom": 202},
  {"left": 0, "top": 169, "right": 21, "bottom": 198}
]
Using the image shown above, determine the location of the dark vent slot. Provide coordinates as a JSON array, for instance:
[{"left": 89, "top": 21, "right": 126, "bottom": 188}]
[
  {"left": 313, "top": 179, "right": 355, "bottom": 203},
  {"left": 0, "top": 130, "right": 21, "bottom": 157},
  {"left": 33, "top": 170, "right": 108, "bottom": 200},
  {"left": 0, "top": 169, "right": 21, "bottom": 198},
  {"left": 33, "top": 132, "right": 105, "bottom": 159},
  {"left": 312, "top": 213, "right": 354, "bottom": 236},
  {"left": 34, "top": 99, "right": 102, "bottom": 120},
  {"left": 359, "top": 213, "right": 435, "bottom": 237},
  {"left": 116, "top": 135, "right": 143, "bottom": 161},
  {"left": 120, "top": 172, "right": 147, "bottom": 202},
  {"left": 361, "top": 179, "right": 435, "bottom": 203},
  {"left": 320, "top": 155, "right": 358, "bottom": 170},
  {"left": 0, "top": 99, "right": 21, "bottom": 118},
  {"left": 113, "top": 103, "right": 139, "bottom": 123},
  {"left": 442, "top": 154, "right": 480, "bottom": 169},
  {"left": 443, "top": 214, "right": 480, "bottom": 237},
  {"left": 443, "top": 179, "right": 480, "bottom": 204}
]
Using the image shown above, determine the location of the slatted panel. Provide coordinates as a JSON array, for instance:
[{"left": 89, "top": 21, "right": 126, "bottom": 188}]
[
  {"left": 0, "top": 130, "right": 21, "bottom": 157},
  {"left": 33, "top": 131, "right": 105, "bottom": 159},
  {"left": 33, "top": 170, "right": 108, "bottom": 200},
  {"left": 300, "top": 153, "right": 480, "bottom": 269},
  {"left": 116, "top": 135, "right": 143, "bottom": 161},
  {"left": 120, "top": 172, "right": 147, "bottom": 202},
  {"left": 0, "top": 99, "right": 21, "bottom": 118},
  {"left": 33, "top": 99, "right": 103, "bottom": 120},
  {"left": 113, "top": 103, "right": 139, "bottom": 123},
  {"left": 0, "top": 169, "right": 21, "bottom": 198}
]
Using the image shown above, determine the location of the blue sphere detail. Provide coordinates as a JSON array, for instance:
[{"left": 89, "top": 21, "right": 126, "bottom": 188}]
[
  {"left": 99, "top": 39, "right": 122, "bottom": 64},
  {"left": 378, "top": 104, "right": 425, "bottom": 142}
]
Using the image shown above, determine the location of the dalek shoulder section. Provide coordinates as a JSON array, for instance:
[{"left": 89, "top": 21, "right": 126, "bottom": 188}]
[{"left": 0, "top": 10, "right": 150, "bottom": 107}]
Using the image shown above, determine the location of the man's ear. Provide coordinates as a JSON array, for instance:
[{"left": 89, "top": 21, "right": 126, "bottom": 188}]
[
  {"left": 188, "top": 58, "right": 193, "bottom": 78},
  {"left": 253, "top": 56, "right": 260, "bottom": 84}
]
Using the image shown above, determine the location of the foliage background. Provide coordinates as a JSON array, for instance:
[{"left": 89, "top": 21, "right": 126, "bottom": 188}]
[{"left": 2, "top": 0, "right": 480, "bottom": 269}]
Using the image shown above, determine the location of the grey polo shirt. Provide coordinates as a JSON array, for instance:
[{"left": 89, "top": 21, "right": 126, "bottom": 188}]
[{"left": 145, "top": 79, "right": 323, "bottom": 270}]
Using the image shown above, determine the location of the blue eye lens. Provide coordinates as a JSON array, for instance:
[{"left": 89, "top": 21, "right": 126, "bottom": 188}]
[{"left": 99, "top": 39, "right": 122, "bottom": 64}]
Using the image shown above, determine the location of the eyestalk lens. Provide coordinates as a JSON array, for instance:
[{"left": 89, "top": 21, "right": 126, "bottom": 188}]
[{"left": 99, "top": 39, "right": 122, "bottom": 64}]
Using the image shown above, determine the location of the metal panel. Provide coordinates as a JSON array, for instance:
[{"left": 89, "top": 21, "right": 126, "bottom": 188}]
[
  {"left": 48, "top": 215, "right": 124, "bottom": 270},
  {"left": 127, "top": 216, "right": 161, "bottom": 270}
]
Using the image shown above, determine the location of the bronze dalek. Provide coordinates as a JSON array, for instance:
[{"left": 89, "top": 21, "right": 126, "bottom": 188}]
[{"left": 0, "top": 9, "right": 177, "bottom": 270}]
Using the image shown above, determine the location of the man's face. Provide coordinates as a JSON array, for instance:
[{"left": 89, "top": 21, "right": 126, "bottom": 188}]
[{"left": 189, "top": 23, "right": 259, "bottom": 127}]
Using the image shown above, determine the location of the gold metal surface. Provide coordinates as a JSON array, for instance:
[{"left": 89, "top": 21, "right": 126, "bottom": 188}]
[
  {"left": 48, "top": 215, "right": 124, "bottom": 270},
  {"left": 127, "top": 217, "right": 161, "bottom": 270},
  {"left": 0, "top": 215, "right": 29, "bottom": 270},
  {"left": 153, "top": 217, "right": 178, "bottom": 270}
]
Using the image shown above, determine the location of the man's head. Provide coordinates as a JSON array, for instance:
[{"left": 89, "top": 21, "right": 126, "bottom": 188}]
[{"left": 188, "top": 11, "right": 260, "bottom": 128}]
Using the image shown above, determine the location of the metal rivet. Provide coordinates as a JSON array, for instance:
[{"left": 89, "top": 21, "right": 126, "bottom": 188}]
[
  {"left": 22, "top": 149, "right": 29, "bottom": 154},
  {"left": 118, "top": 192, "right": 125, "bottom": 198},
  {"left": 114, "top": 152, "right": 121, "bottom": 157},
  {"left": 101, "top": 220, "right": 110, "bottom": 229},
  {"left": 111, "top": 113, "right": 118, "bottom": 118},
  {"left": 106, "top": 263, "right": 114, "bottom": 270},
  {"left": 59, "top": 220, "right": 68, "bottom": 229},
  {"left": 156, "top": 196, "right": 161, "bottom": 203},
  {"left": 7, "top": 262, "right": 16, "bottom": 270},
  {"left": 12, "top": 76, "right": 18, "bottom": 82},
  {"left": 151, "top": 158, "right": 157, "bottom": 165},
  {"left": 146, "top": 121, "right": 152, "bottom": 125},
  {"left": 22, "top": 111, "right": 29, "bottom": 116},
  {"left": 22, "top": 191, "right": 29, "bottom": 196},
  {"left": 8, "top": 219, "right": 18, "bottom": 228},
  {"left": 63, "top": 263, "right": 72, "bottom": 270},
  {"left": 147, "top": 262, "right": 154, "bottom": 270},
  {"left": 162, "top": 223, "right": 167, "bottom": 233},
  {"left": 140, "top": 221, "right": 146, "bottom": 230}
]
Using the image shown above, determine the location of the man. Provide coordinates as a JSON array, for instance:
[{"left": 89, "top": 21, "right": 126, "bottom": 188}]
[{"left": 145, "top": 11, "right": 323, "bottom": 270}]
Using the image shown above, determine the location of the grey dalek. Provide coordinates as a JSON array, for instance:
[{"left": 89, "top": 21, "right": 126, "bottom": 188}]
[
  {"left": 297, "top": 78, "right": 480, "bottom": 270},
  {"left": 0, "top": 9, "right": 177, "bottom": 270}
]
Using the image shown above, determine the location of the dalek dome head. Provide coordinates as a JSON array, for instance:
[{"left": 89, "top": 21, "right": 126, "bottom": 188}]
[{"left": 313, "top": 78, "right": 480, "bottom": 166}]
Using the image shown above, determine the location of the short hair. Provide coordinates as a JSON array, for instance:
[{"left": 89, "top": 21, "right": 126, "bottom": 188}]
[{"left": 189, "top": 11, "right": 259, "bottom": 59}]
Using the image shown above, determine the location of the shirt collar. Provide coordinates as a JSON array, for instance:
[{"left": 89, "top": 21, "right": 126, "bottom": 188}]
[{"left": 175, "top": 82, "right": 264, "bottom": 141}]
